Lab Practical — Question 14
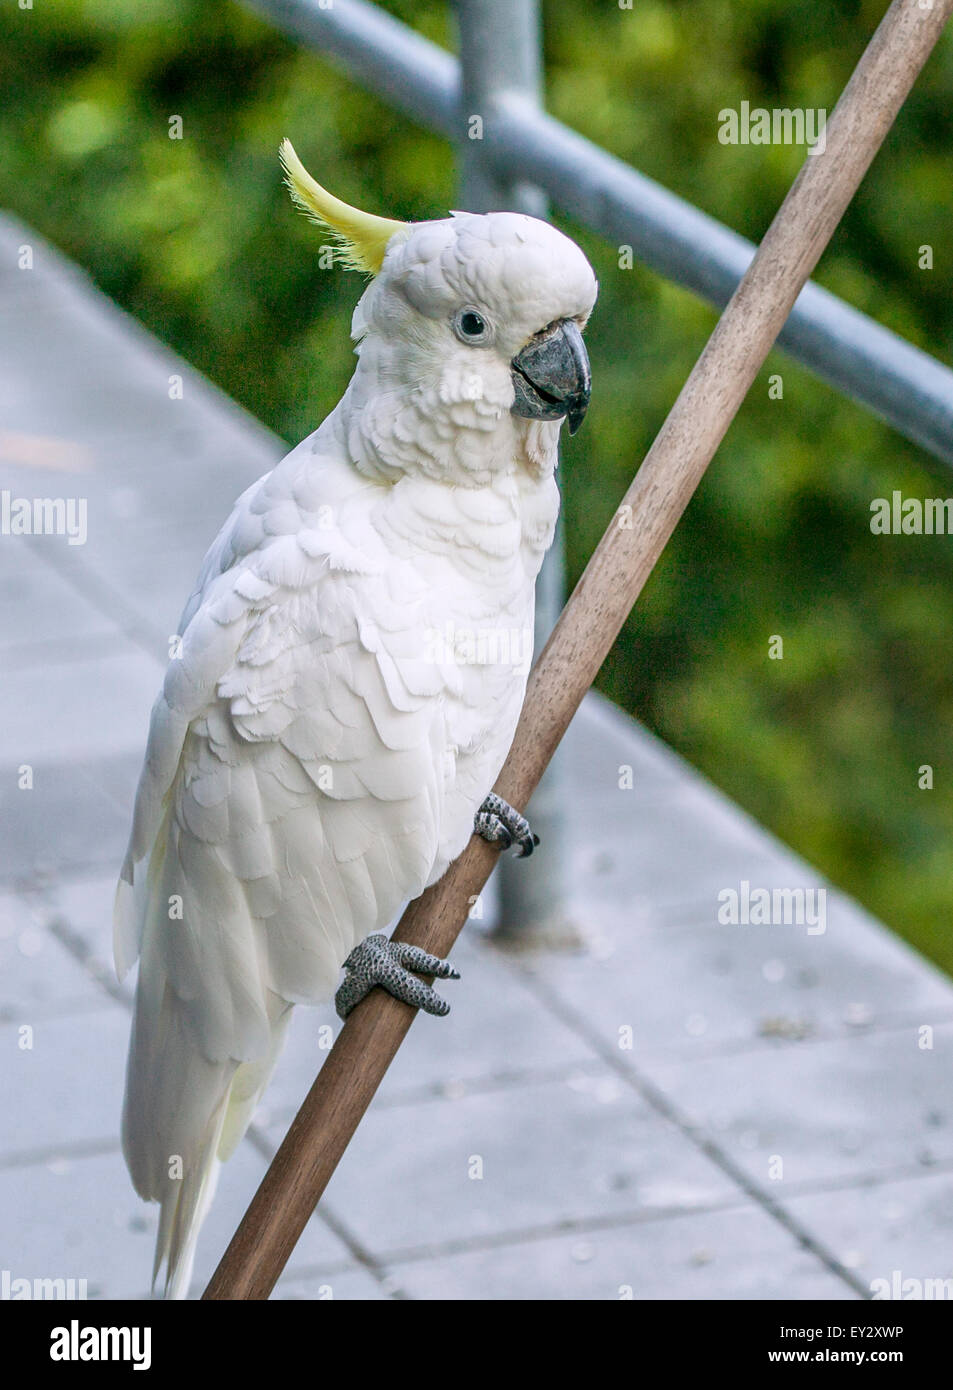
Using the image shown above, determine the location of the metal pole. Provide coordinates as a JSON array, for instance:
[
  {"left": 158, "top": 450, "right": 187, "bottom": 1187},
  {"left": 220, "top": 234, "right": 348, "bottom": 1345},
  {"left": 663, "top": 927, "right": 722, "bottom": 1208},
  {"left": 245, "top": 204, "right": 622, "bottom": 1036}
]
[
  {"left": 453, "top": 0, "right": 577, "bottom": 944},
  {"left": 454, "top": 0, "right": 546, "bottom": 216},
  {"left": 243, "top": 0, "right": 953, "bottom": 470}
]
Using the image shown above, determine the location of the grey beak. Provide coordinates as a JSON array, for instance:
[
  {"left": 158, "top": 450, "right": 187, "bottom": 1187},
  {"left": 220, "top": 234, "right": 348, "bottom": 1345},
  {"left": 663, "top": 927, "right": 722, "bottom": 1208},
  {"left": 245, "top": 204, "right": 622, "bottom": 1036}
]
[{"left": 510, "top": 318, "right": 591, "bottom": 435}]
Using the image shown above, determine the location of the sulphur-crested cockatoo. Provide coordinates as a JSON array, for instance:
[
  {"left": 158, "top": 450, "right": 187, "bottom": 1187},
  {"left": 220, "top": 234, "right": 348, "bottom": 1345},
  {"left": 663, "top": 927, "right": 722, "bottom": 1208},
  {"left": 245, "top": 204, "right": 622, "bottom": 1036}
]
[{"left": 116, "top": 141, "right": 596, "bottom": 1298}]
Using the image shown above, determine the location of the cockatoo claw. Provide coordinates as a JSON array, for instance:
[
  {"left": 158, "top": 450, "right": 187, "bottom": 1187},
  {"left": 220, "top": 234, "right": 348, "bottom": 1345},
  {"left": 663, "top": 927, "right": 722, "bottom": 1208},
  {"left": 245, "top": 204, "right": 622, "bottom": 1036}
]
[
  {"left": 335, "top": 933, "right": 460, "bottom": 1020},
  {"left": 474, "top": 793, "right": 539, "bottom": 858}
]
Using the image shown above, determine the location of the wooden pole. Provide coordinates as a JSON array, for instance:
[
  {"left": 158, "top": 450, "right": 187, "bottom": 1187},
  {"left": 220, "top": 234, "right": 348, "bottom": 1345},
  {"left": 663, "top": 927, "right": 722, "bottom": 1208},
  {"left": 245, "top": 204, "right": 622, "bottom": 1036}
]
[{"left": 205, "top": 0, "right": 952, "bottom": 1299}]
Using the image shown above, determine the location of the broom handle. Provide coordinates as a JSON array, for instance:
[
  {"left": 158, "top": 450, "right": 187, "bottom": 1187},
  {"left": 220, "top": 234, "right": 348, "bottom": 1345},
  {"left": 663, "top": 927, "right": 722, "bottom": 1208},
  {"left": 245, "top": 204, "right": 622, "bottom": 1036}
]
[{"left": 204, "top": 0, "right": 952, "bottom": 1299}]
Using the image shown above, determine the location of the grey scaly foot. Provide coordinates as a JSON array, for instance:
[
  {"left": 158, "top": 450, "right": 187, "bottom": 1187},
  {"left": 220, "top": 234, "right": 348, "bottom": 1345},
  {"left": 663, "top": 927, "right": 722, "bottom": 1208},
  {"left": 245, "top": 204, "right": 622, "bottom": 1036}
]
[
  {"left": 474, "top": 792, "right": 540, "bottom": 858},
  {"left": 335, "top": 933, "right": 461, "bottom": 1020}
]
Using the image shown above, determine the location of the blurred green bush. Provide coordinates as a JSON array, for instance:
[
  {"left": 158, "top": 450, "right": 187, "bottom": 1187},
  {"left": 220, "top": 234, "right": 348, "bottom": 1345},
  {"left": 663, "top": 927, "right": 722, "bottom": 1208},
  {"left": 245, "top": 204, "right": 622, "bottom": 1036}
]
[{"left": 3, "top": 0, "right": 952, "bottom": 968}]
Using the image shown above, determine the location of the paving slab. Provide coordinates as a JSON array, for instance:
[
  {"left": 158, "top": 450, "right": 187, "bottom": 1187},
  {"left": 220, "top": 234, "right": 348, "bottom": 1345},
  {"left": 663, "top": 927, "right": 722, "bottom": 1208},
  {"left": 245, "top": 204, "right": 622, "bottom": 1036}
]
[
  {"left": 0, "top": 756, "right": 141, "bottom": 891},
  {"left": 274, "top": 1267, "right": 391, "bottom": 1300},
  {"left": 269, "top": 1067, "right": 742, "bottom": 1258},
  {"left": 0, "top": 891, "right": 105, "bottom": 1024},
  {"left": 517, "top": 856, "right": 953, "bottom": 1065},
  {"left": 0, "top": 543, "right": 115, "bottom": 656},
  {"left": 385, "top": 1203, "right": 857, "bottom": 1301},
  {"left": 0, "top": 1007, "right": 129, "bottom": 1162},
  {"left": 0, "top": 1142, "right": 355, "bottom": 1300},
  {"left": 786, "top": 1169, "right": 953, "bottom": 1298},
  {"left": 645, "top": 1024, "right": 953, "bottom": 1189},
  {"left": 0, "top": 649, "right": 160, "bottom": 768}
]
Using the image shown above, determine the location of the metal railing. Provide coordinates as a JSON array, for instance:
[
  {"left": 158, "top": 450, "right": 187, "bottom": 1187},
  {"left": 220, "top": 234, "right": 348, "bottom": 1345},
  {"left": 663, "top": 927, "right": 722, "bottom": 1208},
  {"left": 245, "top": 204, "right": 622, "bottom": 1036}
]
[
  {"left": 244, "top": 0, "right": 953, "bottom": 934},
  {"left": 246, "top": 0, "right": 953, "bottom": 466}
]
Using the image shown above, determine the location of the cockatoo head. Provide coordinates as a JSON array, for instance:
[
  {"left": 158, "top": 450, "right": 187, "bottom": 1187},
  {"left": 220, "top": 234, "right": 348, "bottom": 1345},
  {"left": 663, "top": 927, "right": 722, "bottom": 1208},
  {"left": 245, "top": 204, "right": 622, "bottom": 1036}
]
[{"left": 280, "top": 142, "right": 597, "bottom": 482}]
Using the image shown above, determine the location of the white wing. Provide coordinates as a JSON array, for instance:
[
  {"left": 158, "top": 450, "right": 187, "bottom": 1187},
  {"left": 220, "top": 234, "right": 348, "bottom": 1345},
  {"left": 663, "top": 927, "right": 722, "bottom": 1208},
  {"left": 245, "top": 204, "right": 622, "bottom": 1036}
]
[{"left": 116, "top": 426, "right": 460, "bottom": 1293}]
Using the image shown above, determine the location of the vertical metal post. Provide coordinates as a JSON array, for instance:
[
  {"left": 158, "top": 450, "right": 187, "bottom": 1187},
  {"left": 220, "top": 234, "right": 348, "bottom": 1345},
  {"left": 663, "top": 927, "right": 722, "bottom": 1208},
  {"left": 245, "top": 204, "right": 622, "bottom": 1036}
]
[{"left": 453, "top": 0, "right": 578, "bottom": 945}]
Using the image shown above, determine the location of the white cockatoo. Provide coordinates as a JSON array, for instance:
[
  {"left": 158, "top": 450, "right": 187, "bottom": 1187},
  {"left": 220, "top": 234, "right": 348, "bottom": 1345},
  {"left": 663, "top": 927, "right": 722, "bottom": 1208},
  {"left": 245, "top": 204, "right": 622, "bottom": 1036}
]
[{"left": 115, "top": 141, "right": 597, "bottom": 1298}]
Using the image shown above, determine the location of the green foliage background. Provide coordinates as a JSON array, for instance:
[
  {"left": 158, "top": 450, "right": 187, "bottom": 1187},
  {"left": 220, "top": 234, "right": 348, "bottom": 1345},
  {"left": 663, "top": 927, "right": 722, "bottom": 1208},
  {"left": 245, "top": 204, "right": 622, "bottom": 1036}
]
[{"left": 2, "top": 0, "right": 952, "bottom": 967}]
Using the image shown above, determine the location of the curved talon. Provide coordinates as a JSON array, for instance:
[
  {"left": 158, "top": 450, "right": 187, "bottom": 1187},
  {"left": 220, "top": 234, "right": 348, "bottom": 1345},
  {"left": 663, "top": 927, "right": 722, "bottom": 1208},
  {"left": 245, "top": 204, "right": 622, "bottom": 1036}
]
[
  {"left": 396, "top": 942, "right": 461, "bottom": 979},
  {"left": 336, "top": 933, "right": 460, "bottom": 1020},
  {"left": 474, "top": 793, "right": 538, "bottom": 857}
]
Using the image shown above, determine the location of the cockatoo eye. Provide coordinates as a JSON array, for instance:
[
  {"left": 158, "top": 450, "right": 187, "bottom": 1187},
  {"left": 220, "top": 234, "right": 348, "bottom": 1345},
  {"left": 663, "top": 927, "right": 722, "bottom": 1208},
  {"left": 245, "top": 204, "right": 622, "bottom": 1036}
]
[{"left": 452, "top": 307, "right": 491, "bottom": 345}]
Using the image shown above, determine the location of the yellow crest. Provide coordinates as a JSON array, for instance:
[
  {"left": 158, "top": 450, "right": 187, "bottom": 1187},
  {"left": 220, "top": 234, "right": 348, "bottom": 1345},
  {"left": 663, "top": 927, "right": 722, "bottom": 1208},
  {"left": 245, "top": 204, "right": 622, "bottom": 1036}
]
[{"left": 279, "top": 139, "right": 407, "bottom": 275}]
